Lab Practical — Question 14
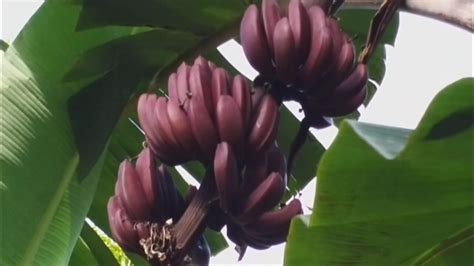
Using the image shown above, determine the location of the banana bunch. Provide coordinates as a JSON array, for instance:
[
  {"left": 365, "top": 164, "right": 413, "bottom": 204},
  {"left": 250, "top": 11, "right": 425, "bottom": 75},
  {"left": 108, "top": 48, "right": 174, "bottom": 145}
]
[
  {"left": 107, "top": 147, "right": 210, "bottom": 264},
  {"left": 137, "top": 57, "right": 280, "bottom": 165},
  {"left": 241, "top": 0, "right": 368, "bottom": 126},
  {"left": 212, "top": 142, "right": 303, "bottom": 252}
]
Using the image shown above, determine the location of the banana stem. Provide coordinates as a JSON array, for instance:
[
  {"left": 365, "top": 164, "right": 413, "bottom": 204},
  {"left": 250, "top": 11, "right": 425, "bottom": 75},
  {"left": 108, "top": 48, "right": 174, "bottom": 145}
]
[
  {"left": 287, "top": 118, "right": 311, "bottom": 176},
  {"left": 171, "top": 169, "right": 216, "bottom": 264}
]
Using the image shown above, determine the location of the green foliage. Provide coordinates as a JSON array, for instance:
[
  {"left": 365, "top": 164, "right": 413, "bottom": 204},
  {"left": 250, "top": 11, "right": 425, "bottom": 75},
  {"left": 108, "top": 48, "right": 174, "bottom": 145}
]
[
  {"left": 70, "top": 222, "right": 120, "bottom": 265},
  {"left": 0, "top": 1, "right": 135, "bottom": 263},
  {"left": 285, "top": 78, "right": 474, "bottom": 265}
]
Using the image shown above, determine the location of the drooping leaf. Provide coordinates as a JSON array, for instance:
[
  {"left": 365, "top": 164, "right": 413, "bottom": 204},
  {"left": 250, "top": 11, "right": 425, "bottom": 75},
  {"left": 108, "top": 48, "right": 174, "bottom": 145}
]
[
  {"left": 285, "top": 78, "right": 474, "bottom": 265},
  {"left": 74, "top": 0, "right": 246, "bottom": 34},
  {"left": 0, "top": 50, "right": 106, "bottom": 265},
  {"left": 79, "top": 222, "right": 119, "bottom": 266},
  {"left": 65, "top": 1, "right": 244, "bottom": 179},
  {"left": 69, "top": 238, "right": 99, "bottom": 266},
  {"left": 0, "top": 2, "right": 138, "bottom": 264}
]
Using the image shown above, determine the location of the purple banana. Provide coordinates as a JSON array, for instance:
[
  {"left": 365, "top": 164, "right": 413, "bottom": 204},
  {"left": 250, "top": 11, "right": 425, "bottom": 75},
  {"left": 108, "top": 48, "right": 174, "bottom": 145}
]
[
  {"left": 240, "top": 5, "right": 274, "bottom": 76},
  {"left": 214, "top": 142, "right": 240, "bottom": 212}
]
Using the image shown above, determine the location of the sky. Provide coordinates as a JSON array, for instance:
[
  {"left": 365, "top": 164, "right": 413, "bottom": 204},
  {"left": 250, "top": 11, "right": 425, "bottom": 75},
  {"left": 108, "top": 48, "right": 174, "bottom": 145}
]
[{"left": 1, "top": 1, "right": 472, "bottom": 265}]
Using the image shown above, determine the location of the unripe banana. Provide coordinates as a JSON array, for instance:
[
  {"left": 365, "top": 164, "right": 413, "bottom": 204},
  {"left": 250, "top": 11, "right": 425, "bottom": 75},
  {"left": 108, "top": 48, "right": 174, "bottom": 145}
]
[
  {"left": 266, "top": 145, "right": 287, "bottom": 184},
  {"left": 154, "top": 97, "right": 189, "bottom": 160},
  {"left": 314, "top": 36, "right": 356, "bottom": 98},
  {"left": 176, "top": 63, "right": 191, "bottom": 110},
  {"left": 240, "top": 231, "right": 272, "bottom": 250},
  {"left": 167, "top": 99, "right": 201, "bottom": 159},
  {"left": 336, "top": 36, "right": 357, "bottom": 81},
  {"left": 211, "top": 68, "right": 231, "bottom": 110},
  {"left": 208, "top": 60, "right": 217, "bottom": 72},
  {"left": 247, "top": 94, "right": 279, "bottom": 156},
  {"left": 288, "top": 0, "right": 311, "bottom": 65},
  {"left": 137, "top": 94, "right": 158, "bottom": 147},
  {"left": 107, "top": 197, "right": 140, "bottom": 252},
  {"left": 214, "top": 142, "right": 240, "bottom": 212},
  {"left": 241, "top": 202, "right": 296, "bottom": 247},
  {"left": 262, "top": 0, "right": 281, "bottom": 57},
  {"left": 116, "top": 160, "right": 152, "bottom": 220},
  {"left": 189, "top": 63, "right": 214, "bottom": 116},
  {"left": 216, "top": 95, "right": 245, "bottom": 159},
  {"left": 243, "top": 227, "right": 287, "bottom": 247},
  {"left": 320, "top": 81, "right": 367, "bottom": 117},
  {"left": 299, "top": 6, "right": 332, "bottom": 90},
  {"left": 239, "top": 172, "right": 285, "bottom": 222},
  {"left": 137, "top": 94, "right": 161, "bottom": 150},
  {"left": 273, "top": 17, "right": 298, "bottom": 84},
  {"left": 309, "top": 17, "right": 344, "bottom": 91},
  {"left": 240, "top": 4, "right": 274, "bottom": 76},
  {"left": 134, "top": 148, "right": 161, "bottom": 219},
  {"left": 326, "top": 18, "right": 344, "bottom": 71},
  {"left": 167, "top": 73, "right": 179, "bottom": 102},
  {"left": 231, "top": 75, "right": 252, "bottom": 128},
  {"left": 115, "top": 208, "right": 140, "bottom": 252},
  {"left": 244, "top": 199, "right": 302, "bottom": 236},
  {"left": 194, "top": 56, "right": 213, "bottom": 76},
  {"left": 241, "top": 151, "right": 269, "bottom": 195},
  {"left": 326, "top": 63, "right": 368, "bottom": 100},
  {"left": 188, "top": 97, "right": 219, "bottom": 161},
  {"left": 251, "top": 87, "right": 266, "bottom": 112},
  {"left": 107, "top": 196, "right": 132, "bottom": 251},
  {"left": 137, "top": 94, "right": 181, "bottom": 164}
]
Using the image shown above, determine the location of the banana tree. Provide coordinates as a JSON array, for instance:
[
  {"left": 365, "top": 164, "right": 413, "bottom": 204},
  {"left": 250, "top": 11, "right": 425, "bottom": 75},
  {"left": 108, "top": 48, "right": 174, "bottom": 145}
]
[{"left": 1, "top": 0, "right": 472, "bottom": 265}]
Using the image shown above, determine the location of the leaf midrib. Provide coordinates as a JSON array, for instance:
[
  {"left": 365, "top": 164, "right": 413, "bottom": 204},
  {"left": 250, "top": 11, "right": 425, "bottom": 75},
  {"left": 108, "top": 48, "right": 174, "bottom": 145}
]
[{"left": 21, "top": 154, "right": 79, "bottom": 265}]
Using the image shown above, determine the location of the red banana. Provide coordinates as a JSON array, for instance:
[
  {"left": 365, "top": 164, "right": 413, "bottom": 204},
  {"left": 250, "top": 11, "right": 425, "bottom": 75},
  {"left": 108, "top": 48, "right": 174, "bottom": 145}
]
[
  {"left": 240, "top": 5, "right": 274, "bottom": 76},
  {"left": 214, "top": 142, "right": 240, "bottom": 212}
]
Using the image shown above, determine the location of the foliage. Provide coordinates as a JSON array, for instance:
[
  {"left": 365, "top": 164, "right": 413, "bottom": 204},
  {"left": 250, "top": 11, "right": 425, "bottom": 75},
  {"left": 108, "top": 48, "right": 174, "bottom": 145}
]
[{"left": 285, "top": 78, "right": 474, "bottom": 265}]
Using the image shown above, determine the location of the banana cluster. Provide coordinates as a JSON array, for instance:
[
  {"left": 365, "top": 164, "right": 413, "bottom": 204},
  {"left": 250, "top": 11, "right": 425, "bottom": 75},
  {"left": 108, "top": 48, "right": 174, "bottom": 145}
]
[
  {"left": 107, "top": 148, "right": 210, "bottom": 264},
  {"left": 211, "top": 142, "right": 303, "bottom": 251},
  {"left": 241, "top": 0, "right": 368, "bottom": 127},
  {"left": 138, "top": 57, "right": 280, "bottom": 166},
  {"left": 110, "top": 56, "right": 303, "bottom": 263}
]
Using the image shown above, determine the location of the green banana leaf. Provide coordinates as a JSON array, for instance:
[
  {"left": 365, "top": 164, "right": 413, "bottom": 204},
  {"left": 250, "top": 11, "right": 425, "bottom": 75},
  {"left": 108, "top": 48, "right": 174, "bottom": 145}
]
[
  {"left": 70, "top": 222, "right": 120, "bottom": 266},
  {"left": 69, "top": 238, "right": 100, "bottom": 266},
  {"left": 65, "top": 1, "right": 244, "bottom": 180},
  {"left": 0, "top": 2, "right": 144, "bottom": 264},
  {"left": 284, "top": 78, "right": 474, "bottom": 265}
]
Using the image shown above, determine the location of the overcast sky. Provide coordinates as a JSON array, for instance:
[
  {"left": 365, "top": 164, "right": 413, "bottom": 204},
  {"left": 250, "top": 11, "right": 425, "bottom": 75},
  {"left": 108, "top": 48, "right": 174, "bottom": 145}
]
[{"left": 1, "top": 1, "right": 472, "bottom": 265}]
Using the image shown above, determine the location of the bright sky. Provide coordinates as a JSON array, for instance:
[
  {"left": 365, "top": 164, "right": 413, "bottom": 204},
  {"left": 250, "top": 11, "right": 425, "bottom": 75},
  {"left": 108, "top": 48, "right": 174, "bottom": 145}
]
[{"left": 1, "top": 1, "right": 472, "bottom": 265}]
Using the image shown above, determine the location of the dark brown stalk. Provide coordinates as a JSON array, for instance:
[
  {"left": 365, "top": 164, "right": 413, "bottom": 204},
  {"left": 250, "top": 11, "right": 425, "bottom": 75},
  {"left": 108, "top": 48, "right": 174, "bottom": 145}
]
[
  {"left": 171, "top": 169, "right": 217, "bottom": 264},
  {"left": 358, "top": 0, "right": 403, "bottom": 64}
]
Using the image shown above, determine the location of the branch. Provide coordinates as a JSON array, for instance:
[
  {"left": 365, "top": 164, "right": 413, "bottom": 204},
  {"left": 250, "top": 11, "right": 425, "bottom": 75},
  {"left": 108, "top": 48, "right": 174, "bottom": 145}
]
[{"left": 340, "top": 0, "right": 473, "bottom": 32}]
